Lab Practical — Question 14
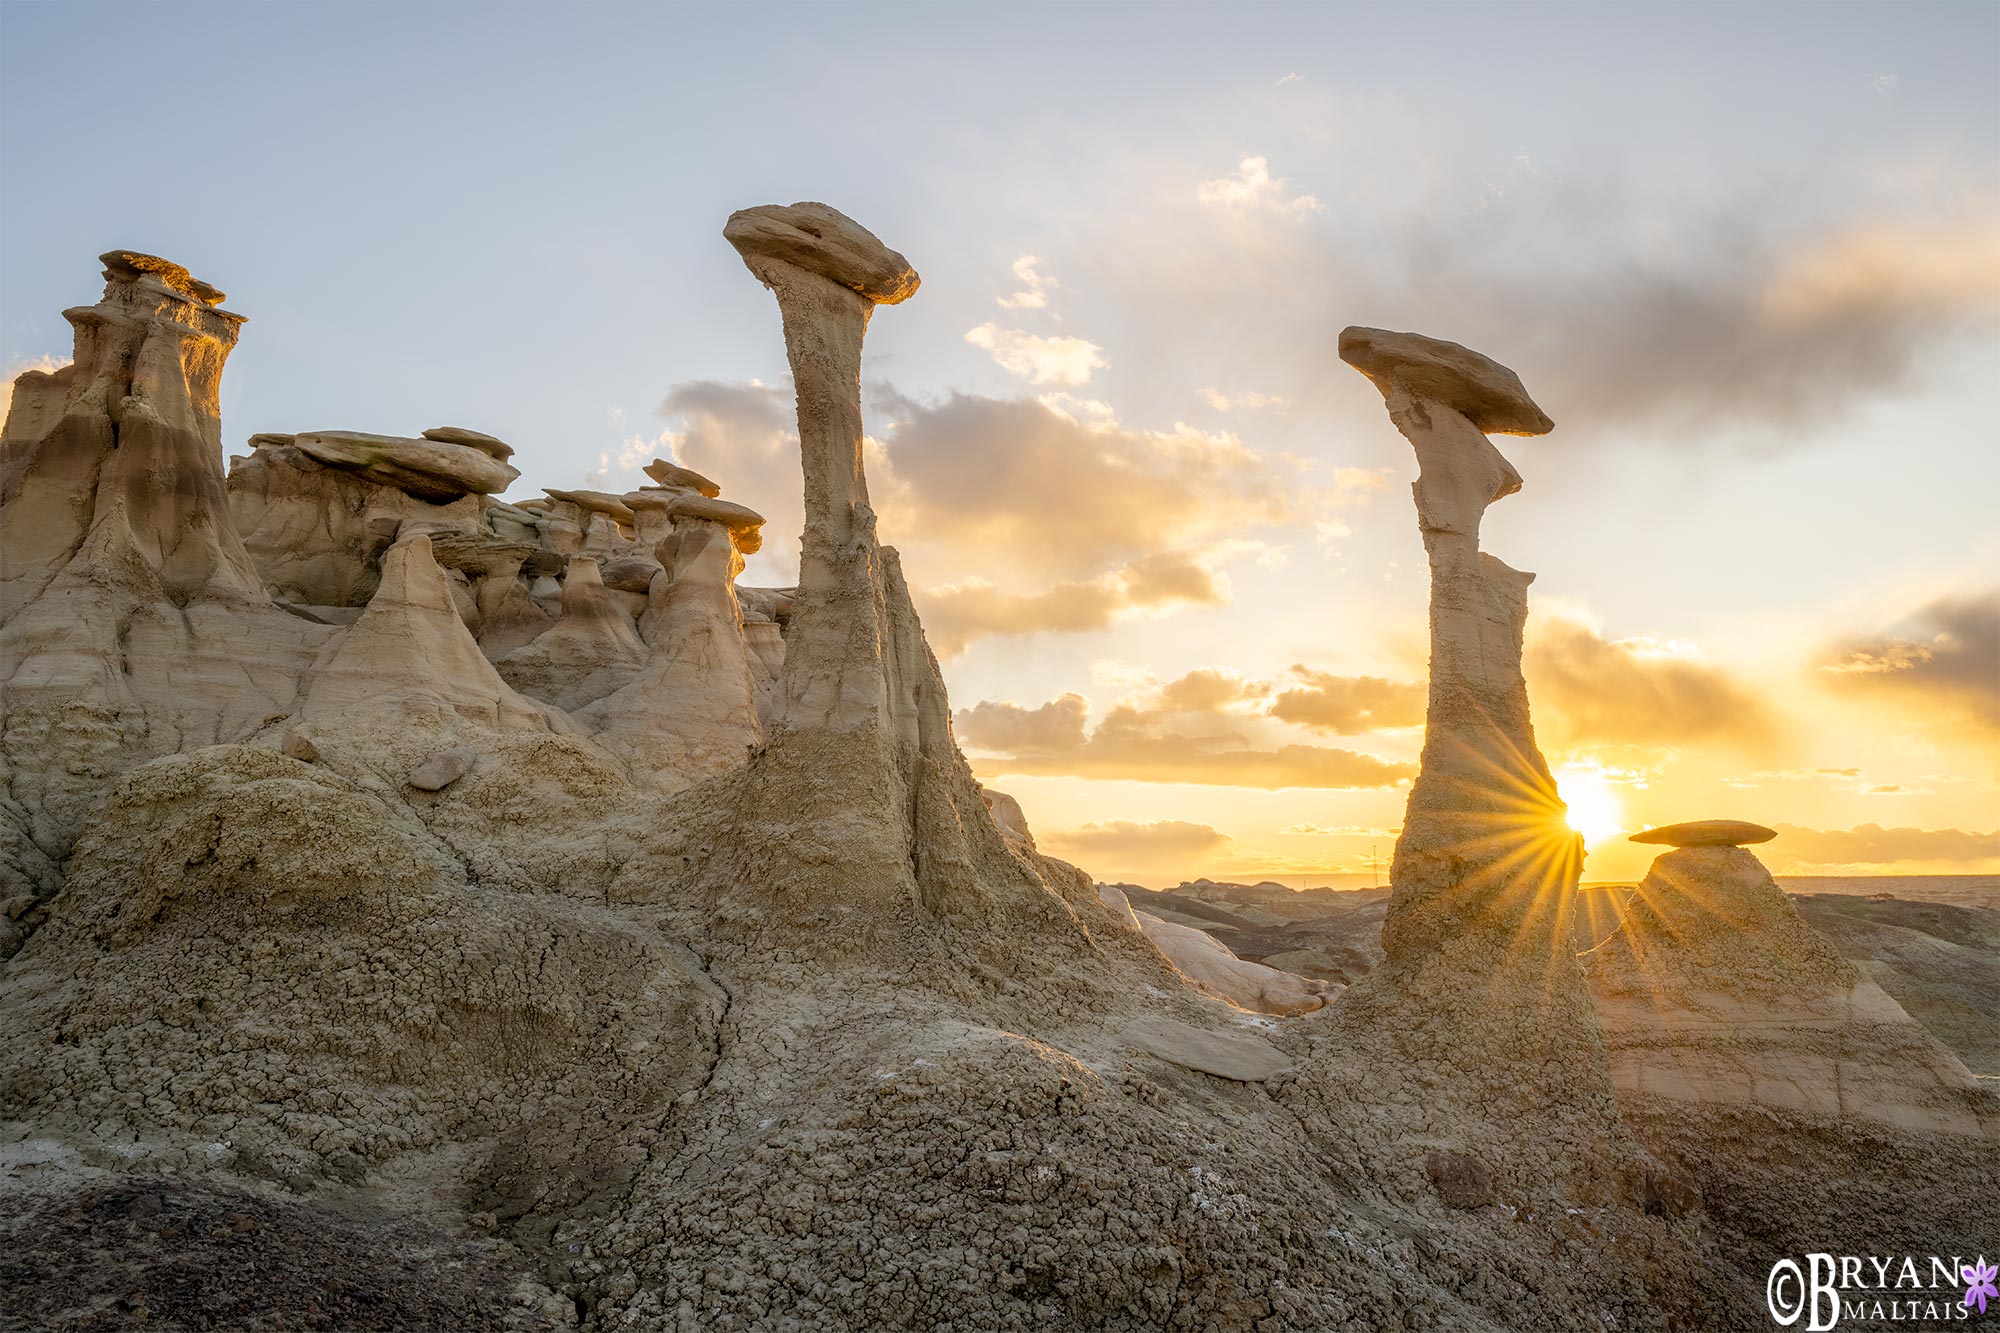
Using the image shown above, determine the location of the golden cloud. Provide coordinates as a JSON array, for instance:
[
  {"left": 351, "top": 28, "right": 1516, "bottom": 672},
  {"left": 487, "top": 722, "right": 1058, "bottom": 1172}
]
[
  {"left": 1524, "top": 604, "right": 1777, "bottom": 752},
  {"left": 1769, "top": 823, "right": 2000, "bottom": 869},
  {"left": 1268, "top": 667, "right": 1425, "bottom": 734},
  {"left": 918, "top": 552, "right": 1230, "bottom": 658},
  {"left": 1042, "top": 819, "right": 1232, "bottom": 863},
  {"left": 956, "top": 692, "right": 1413, "bottom": 790}
]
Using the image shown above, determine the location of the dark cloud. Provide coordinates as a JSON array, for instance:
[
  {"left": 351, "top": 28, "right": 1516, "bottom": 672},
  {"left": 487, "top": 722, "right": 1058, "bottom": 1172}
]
[
  {"left": 1819, "top": 589, "right": 1999, "bottom": 737},
  {"left": 1347, "top": 205, "right": 1999, "bottom": 442}
]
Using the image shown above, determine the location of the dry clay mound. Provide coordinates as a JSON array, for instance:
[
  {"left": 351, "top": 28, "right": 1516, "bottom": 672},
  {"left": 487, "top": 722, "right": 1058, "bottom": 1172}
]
[{"left": 1, "top": 225, "right": 1993, "bottom": 1331}]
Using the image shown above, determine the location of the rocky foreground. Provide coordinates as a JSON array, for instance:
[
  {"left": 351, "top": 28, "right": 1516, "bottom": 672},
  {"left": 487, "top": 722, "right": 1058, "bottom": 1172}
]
[{"left": 1, "top": 215, "right": 1994, "bottom": 1331}]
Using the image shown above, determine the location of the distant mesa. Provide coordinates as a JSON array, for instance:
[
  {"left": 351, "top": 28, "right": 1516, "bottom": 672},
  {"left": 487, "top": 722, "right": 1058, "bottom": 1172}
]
[{"left": 1629, "top": 819, "right": 1777, "bottom": 848}]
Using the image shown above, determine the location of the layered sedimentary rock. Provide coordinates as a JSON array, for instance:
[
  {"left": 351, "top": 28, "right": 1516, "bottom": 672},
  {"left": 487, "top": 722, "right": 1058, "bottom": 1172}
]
[
  {"left": 645, "top": 202, "right": 1103, "bottom": 947},
  {"left": 301, "top": 533, "right": 560, "bottom": 733},
  {"left": 495, "top": 557, "right": 648, "bottom": 711},
  {"left": 576, "top": 502, "right": 765, "bottom": 787},
  {"left": 1586, "top": 839, "right": 1995, "bottom": 1135},
  {"left": 0, "top": 253, "right": 327, "bottom": 932}
]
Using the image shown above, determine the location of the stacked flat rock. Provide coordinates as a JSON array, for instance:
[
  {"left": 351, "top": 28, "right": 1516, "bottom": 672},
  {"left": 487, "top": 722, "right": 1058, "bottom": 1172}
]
[
  {"left": 274, "top": 430, "right": 520, "bottom": 501},
  {"left": 643, "top": 458, "right": 722, "bottom": 496},
  {"left": 1629, "top": 820, "right": 1777, "bottom": 847},
  {"left": 421, "top": 426, "right": 514, "bottom": 461}
]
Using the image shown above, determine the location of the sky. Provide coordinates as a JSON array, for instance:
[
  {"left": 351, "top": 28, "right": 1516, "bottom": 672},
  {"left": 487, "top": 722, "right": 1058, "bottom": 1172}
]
[{"left": 3, "top": 1, "right": 1996, "bottom": 886}]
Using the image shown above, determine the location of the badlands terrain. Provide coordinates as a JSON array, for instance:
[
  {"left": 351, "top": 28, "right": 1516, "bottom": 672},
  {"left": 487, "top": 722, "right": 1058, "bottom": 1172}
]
[{"left": 0, "top": 208, "right": 1994, "bottom": 1331}]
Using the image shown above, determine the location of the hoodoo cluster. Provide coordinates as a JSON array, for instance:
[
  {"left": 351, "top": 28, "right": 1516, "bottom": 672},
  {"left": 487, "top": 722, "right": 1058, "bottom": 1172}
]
[{"left": 0, "top": 228, "right": 1991, "bottom": 1332}]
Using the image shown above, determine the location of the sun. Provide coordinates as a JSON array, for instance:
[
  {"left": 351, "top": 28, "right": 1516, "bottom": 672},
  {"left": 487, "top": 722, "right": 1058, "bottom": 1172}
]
[{"left": 1555, "top": 764, "right": 1626, "bottom": 846}]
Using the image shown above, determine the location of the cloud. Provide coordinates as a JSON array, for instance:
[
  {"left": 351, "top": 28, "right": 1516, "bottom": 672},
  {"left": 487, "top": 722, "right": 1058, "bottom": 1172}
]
[
  {"left": 1268, "top": 667, "right": 1425, "bottom": 734},
  {"left": 651, "top": 378, "right": 802, "bottom": 578},
  {"left": 1197, "top": 155, "right": 1325, "bottom": 219},
  {"left": 1275, "top": 72, "right": 1303, "bottom": 87},
  {"left": 964, "top": 322, "right": 1107, "bottom": 385},
  {"left": 870, "top": 390, "right": 1320, "bottom": 579},
  {"left": 919, "top": 551, "right": 1230, "bottom": 657},
  {"left": 650, "top": 381, "right": 1357, "bottom": 650},
  {"left": 996, "top": 255, "right": 1060, "bottom": 312},
  {"left": 1280, "top": 823, "right": 1398, "bottom": 837},
  {"left": 955, "top": 694, "right": 1089, "bottom": 753},
  {"left": 1524, "top": 604, "right": 1776, "bottom": 751},
  {"left": 1197, "top": 387, "right": 1290, "bottom": 413},
  {"left": 957, "top": 691, "right": 1413, "bottom": 790},
  {"left": 1374, "top": 209, "right": 2000, "bottom": 439},
  {"left": 1819, "top": 589, "right": 1999, "bottom": 737},
  {"left": 1770, "top": 823, "right": 2000, "bottom": 867},
  {"left": 1042, "top": 819, "right": 1232, "bottom": 863}
]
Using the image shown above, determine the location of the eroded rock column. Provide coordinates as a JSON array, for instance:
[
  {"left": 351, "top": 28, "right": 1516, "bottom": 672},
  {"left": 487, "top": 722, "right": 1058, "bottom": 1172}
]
[
  {"left": 1323, "top": 327, "right": 1632, "bottom": 1209},
  {"left": 1338, "top": 327, "right": 1572, "bottom": 962}
]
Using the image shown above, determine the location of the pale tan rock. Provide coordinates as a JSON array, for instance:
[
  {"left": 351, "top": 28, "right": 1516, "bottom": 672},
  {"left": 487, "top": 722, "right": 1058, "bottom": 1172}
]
[
  {"left": 545, "top": 488, "right": 637, "bottom": 526},
  {"left": 229, "top": 442, "right": 491, "bottom": 607},
  {"left": 981, "top": 789, "right": 1037, "bottom": 849},
  {"left": 280, "top": 729, "right": 320, "bottom": 764},
  {"left": 665, "top": 494, "right": 764, "bottom": 531},
  {"left": 1585, "top": 845, "right": 1996, "bottom": 1136},
  {"left": 1337, "top": 327, "right": 1554, "bottom": 437},
  {"left": 578, "top": 520, "right": 761, "bottom": 788},
  {"left": 1134, "top": 910, "right": 1330, "bottom": 1017},
  {"left": 622, "top": 491, "right": 679, "bottom": 547},
  {"left": 1630, "top": 819, "right": 1777, "bottom": 847},
  {"left": 495, "top": 557, "right": 647, "bottom": 712},
  {"left": 598, "top": 556, "right": 664, "bottom": 594},
  {"left": 407, "top": 745, "right": 478, "bottom": 791},
  {"left": 723, "top": 202, "right": 920, "bottom": 305},
  {"left": 642, "top": 459, "right": 721, "bottom": 496},
  {"left": 0, "top": 251, "right": 327, "bottom": 886},
  {"left": 421, "top": 425, "right": 514, "bottom": 460},
  {"left": 292, "top": 430, "right": 520, "bottom": 500},
  {"left": 300, "top": 534, "right": 561, "bottom": 733},
  {"left": 1120, "top": 1014, "right": 1292, "bottom": 1082},
  {"left": 1326, "top": 326, "right": 1633, "bottom": 1210}
]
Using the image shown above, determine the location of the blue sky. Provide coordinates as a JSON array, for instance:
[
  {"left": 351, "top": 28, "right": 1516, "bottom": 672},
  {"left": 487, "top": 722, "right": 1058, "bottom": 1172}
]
[{"left": 5, "top": 2, "right": 1996, "bottom": 882}]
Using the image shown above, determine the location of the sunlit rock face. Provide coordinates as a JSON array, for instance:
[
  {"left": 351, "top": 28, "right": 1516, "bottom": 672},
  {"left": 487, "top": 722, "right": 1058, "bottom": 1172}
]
[
  {"left": 1305, "top": 327, "right": 1634, "bottom": 1212},
  {"left": 1586, "top": 843, "right": 1997, "bottom": 1137},
  {"left": 0, "top": 254, "right": 328, "bottom": 928}
]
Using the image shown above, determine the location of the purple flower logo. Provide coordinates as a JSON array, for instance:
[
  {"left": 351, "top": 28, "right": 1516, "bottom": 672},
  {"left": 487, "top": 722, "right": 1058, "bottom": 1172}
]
[{"left": 1965, "top": 1257, "right": 1999, "bottom": 1316}]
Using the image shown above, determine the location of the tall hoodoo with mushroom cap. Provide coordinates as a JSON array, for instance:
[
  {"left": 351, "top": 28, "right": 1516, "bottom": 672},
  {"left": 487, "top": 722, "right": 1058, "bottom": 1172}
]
[
  {"left": 1326, "top": 326, "right": 1633, "bottom": 1205},
  {"left": 649, "top": 201, "right": 1094, "bottom": 951}
]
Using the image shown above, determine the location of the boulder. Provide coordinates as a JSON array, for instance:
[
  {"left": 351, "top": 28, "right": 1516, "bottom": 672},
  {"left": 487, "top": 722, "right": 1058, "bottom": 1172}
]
[{"left": 407, "top": 745, "right": 478, "bottom": 791}]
